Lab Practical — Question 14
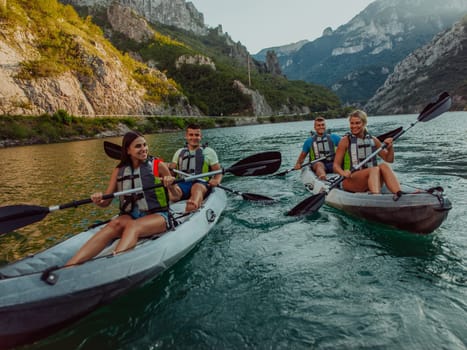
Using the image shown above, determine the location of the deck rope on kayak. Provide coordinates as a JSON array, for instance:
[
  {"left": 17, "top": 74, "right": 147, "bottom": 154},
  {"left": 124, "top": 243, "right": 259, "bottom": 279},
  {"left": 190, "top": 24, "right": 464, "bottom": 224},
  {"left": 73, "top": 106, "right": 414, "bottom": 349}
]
[{"left": 399, "top": 184, "right": 450, "bottom": 211}]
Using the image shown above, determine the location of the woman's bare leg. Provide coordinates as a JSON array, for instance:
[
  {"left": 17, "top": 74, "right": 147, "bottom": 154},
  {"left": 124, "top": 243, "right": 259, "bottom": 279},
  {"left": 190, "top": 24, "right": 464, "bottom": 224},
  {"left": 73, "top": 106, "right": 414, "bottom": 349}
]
[
  {"left": 379, "top": 163, "right": 401, "bottom": 194},
  {"left": 114, "top": 214, "right": 167, "bottom": 254},
  {"left": 367, "top": 167, "right": 382, "bottom": 194},
  {"left": 342, "top": 168, "right": 372, "bottom": 192},
  {"left": 65, "top": 216, "right": 131, "bottom": 266}
]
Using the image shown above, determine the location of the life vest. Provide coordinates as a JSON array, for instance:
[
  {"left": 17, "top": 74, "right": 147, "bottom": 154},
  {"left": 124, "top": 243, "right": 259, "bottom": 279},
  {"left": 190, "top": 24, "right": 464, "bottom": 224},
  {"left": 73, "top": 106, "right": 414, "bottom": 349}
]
[
  {"left": 177, "top": 146, "right": 210, "bottom": 179},
  {"left": 343, "top": 131, "right": 377, "bottom": 170},
  {"left": 309, "top": 133, "right": 336, "bottom": 163},
  {"left": 116, "top": 157, "right": 168, "bottom": 214}
]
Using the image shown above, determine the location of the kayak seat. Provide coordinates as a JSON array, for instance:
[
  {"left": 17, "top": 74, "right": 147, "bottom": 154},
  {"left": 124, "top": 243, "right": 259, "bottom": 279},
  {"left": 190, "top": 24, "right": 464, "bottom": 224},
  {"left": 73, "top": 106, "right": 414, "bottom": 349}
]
[
  {"left": 96, "top": 239, "right": 120, "bottom": 258},
  {"left": 95, "top": 233, "right": 163, "bottom": 258},
  {"left": 93, "top": 208, "right": 194, "bottom": 258},
  {"left": 92, "top": 208, "right": 196, "bottom": 259}
]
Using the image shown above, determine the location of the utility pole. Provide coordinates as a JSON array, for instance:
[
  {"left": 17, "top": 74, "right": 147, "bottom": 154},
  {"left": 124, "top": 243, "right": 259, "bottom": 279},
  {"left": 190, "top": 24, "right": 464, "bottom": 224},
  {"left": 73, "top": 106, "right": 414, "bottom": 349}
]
[{"left": 247, "top": 54, "right": 251, "bottom": 87}]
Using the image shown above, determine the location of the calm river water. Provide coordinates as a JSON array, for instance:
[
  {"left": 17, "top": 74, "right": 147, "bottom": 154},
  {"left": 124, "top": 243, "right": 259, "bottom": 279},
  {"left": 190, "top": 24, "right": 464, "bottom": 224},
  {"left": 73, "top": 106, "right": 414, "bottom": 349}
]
[{"left": 1, "top": 112, "right": 466, "bottom": 349}]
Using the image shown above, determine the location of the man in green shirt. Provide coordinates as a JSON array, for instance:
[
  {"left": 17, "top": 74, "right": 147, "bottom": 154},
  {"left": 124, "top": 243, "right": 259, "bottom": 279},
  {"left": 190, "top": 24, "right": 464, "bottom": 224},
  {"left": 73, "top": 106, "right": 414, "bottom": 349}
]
[{"left": 168, "top": 123, "right": 222, "bottom": 212}]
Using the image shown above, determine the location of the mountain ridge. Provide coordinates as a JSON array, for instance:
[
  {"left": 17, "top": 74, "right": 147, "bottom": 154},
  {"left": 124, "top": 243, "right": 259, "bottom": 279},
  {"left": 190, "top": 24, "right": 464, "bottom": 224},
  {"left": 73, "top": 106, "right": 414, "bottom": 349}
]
[
  {"left": 254, "top": 0, "right": 467, "bottom": 109},
  {"left": 365, "top": 16, "right": 467, "bottom": 114}
]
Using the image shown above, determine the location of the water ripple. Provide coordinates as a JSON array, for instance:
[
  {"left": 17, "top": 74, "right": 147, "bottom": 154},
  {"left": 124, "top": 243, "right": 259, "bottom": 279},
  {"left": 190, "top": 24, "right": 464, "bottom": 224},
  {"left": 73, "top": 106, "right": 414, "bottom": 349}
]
[{"left": 4, "top": 112, "right": 467, "bottom": 350}]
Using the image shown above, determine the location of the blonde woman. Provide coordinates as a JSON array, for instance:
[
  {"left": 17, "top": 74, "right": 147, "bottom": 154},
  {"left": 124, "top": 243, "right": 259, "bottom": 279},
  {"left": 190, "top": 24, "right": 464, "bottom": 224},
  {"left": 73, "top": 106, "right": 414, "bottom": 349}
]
[{"left": 333, "top": 110, "right": 401, "bottom": 195}]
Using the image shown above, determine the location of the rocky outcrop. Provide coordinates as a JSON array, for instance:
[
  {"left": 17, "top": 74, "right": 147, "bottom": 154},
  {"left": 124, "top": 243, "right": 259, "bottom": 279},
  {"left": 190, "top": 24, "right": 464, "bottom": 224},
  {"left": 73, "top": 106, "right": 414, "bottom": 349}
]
[
  {"left": 265, "top": 51, "right": 283, "bottom": 76},
  {"left": 107, "top": 2, "right": 155, "bottom": 43},
  {"left": 232, "top": 80, "right": 311, "bottom": 117},
  {"left": 254, "top": 40, "right": 309, "bottom": 61},
  {"left": 62, "top": 0, "right": 208, "bottom": 36},
  {"left": 254, "top": 50, "right": 285, "bottom": 76},
  {"left": 365, "top": 17, "right": 467, "bottom": 114},
  {"left": 233, "top": 80, "right": 273, "bottom": 116},
  {"left": 175, "top": 54, "right": 216, "bottom": 70},
  {"left": 0, "top": 10, "right": 198, "bottom": 116},
  {"left": 322, "top": 27, "right": 333, "bottom": 37}
]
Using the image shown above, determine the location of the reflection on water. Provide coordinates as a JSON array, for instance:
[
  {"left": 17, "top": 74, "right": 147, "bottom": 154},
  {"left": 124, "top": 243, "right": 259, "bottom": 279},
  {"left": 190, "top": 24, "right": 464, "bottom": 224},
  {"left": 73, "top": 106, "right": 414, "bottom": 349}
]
[
  {"left": 332, "top": 210, "right": 466, "bottom": 286},
  {"left": 0, "top": 134, "right": 185, "bottom": 262},
  {"left": 1, "top": 112, "right": 466, "bottom": 350}
]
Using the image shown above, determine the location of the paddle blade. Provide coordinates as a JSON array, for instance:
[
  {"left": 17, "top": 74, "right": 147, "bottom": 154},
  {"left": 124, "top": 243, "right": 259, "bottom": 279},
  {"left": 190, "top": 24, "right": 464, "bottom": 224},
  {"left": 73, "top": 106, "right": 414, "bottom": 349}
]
[
  {"left": 418, "top": 92, "right": 451, "bottom": 122},
  {"left": 241, "top": 193, "right": 277, "bottom": 203},
  {"left": 0, "top": 205, "right": 49, "bottom": 234},
  {"left": 287, "top": 193, "right": 326, "bottom": 216},
  {"left": 376, "top": 127, "right": 403, "bottom": 142},
  {"left": 103, "top": 141, "right": 121, "bottom": 160},
  {"left": 228, "top": 151, "right": 281, "bottom": 176}
]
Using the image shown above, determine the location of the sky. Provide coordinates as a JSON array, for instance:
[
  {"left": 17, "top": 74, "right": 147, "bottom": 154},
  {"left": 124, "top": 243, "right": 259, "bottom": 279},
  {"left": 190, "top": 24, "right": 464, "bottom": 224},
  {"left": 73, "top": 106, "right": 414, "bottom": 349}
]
[{"left": 189, "top": 0, "right": 375, "bottom": 54}]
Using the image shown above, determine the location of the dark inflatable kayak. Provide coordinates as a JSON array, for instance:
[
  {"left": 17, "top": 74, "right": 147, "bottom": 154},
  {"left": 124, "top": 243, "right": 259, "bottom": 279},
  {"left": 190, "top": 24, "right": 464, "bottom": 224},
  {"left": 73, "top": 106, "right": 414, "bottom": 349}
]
[
  {"left": 301, "top": 167, "right": 451, "bottom": 234},
  {"left": 0, "top": 188, "right": 227, "bottom": 349}
]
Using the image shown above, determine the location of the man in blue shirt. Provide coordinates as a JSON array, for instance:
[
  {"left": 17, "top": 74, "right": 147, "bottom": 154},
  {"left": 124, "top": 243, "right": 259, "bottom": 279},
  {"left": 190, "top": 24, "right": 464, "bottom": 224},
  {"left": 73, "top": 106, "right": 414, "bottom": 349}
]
[{"left": 294, "top": 116, "right": 341, "bottom": 180}]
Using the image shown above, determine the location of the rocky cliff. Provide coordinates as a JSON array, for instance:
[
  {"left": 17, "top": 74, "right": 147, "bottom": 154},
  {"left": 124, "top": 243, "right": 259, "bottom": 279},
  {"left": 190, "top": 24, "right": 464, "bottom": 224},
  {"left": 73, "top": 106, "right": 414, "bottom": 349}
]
[
  {"left": 0, "top": 1, "right": 197, "bottom": 116},
  {"left": 62, "top": 0, "right": 253, "bottom": 67},
  {"left": 365, "top": 17, "right": 467, "bottom": 114},
  {"left": 62, "top": 0, "right": 208, "bottom": 36}
]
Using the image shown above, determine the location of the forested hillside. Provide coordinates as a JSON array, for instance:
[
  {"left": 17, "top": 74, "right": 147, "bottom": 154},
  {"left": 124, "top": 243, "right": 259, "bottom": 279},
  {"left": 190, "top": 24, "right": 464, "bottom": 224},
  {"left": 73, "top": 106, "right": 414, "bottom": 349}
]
[
  {"left": 0, "top": 0, "right": 342, "bottom": 118},
  {"left": 71, "top": 2, "right": 341, "bottom": 117}
]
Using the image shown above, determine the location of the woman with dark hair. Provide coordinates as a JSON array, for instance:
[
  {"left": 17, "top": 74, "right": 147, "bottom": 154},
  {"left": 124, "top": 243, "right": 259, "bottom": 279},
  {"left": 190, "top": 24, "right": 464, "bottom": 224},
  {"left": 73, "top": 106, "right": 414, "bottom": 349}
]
[{"left": 66, "top": 131, "right": 176, "bottom": 266}]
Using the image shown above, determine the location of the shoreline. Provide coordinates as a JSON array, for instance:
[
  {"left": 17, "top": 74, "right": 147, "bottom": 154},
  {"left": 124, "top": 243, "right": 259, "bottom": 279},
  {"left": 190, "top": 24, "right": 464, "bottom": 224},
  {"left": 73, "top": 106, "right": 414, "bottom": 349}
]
[{"left": 0, "top": 114, "right": 315, "bottom": 148}]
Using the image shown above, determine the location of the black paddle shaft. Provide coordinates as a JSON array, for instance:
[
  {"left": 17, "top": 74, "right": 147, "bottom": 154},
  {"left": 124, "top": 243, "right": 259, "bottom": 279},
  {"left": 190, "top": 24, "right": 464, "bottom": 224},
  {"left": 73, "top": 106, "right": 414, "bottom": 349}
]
[
  {"left": 0, "top": 151, "right": 281, "bottom": 234},
  {"left": 173, "top": 169, "right": 276, "bottom": 203}
]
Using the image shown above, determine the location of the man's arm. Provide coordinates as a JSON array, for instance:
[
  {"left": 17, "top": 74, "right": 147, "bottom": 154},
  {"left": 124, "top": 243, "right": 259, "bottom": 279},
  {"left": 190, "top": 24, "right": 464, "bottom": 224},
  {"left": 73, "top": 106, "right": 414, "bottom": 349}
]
[
  {"left": 294, "top": 151, "right": 308, "bottom": 170},
  {"left": 205, "top": 147, "right": 222, "bottom": 186},
  {"left": 208, "top": 163, "right": 222, "bottom": 186}
]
